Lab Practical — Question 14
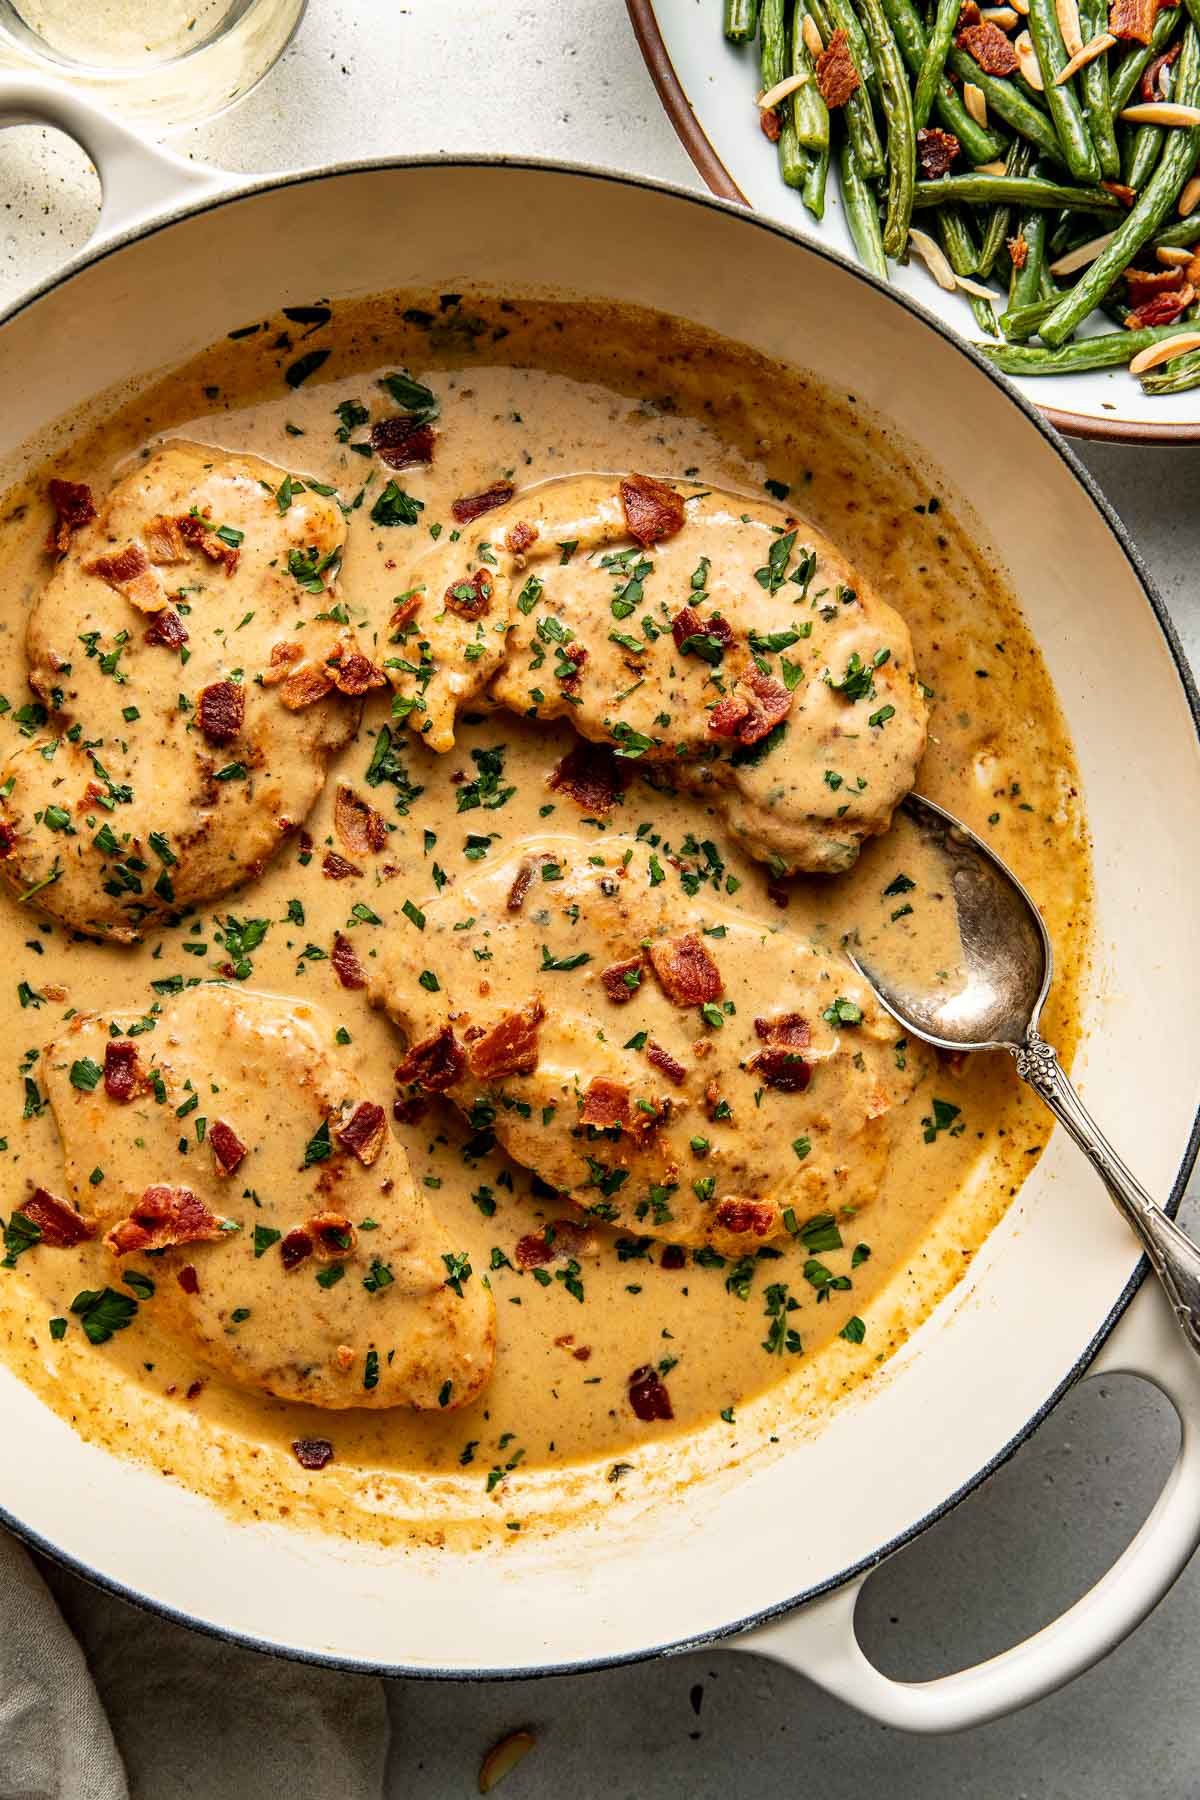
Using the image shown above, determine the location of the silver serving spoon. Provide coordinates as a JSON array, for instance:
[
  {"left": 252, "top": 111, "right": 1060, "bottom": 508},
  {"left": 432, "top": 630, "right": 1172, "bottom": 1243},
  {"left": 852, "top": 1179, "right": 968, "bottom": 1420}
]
[{"left": 846, "top": 793, "right": 1200, "bottom": 1356}]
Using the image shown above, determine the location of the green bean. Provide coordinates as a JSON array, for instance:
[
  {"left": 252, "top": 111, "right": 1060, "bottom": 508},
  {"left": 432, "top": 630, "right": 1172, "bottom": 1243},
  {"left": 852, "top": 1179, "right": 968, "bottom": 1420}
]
[
  {"left": 878, "top": 0, "right": 1005, "bottom": 159},
  {"left": 999, "top": 292, "right": 1058, "bottom": 337},
  {"left": 855, "top": 0, "right": 915, "bottom": 254},
  {"left": 803, "top": 142, "right": 831, "bottom": 216},
  {"left": 913, "top": 174, "right": 1121, "bottom": 207},
  {"left": 761, "top": 0, "right": 810, "bottom": 187},
  {"left": 946, "top": 47, "right": 1064, "bottom": 160},
  {"left": 1139, "top": 340, "right": 1200, "bottom": 389},
  {"left": 1110, "top": 4, "right": 1181, "bottom": 112},
  {"left": 724, "top": 0, "right": 761, "bottom": 40},
  {"left": 1153, "top": 211, "right": 1200, "bottom": 250},
  {"left": 839, "top": 138, "right": 889, "bottom": 276},
  {"left": 967, "top": 290, "right": 1001, "bottom": 334},
  {"left": 1078, "top": 0, "right": 1120, "bottom": 179},
  {"left": 979, "top": 318, "right": 1200, "bottom": 371},
  {"left": 790, "top": 0, "right": 831, "bottom": 149},
  {"left": 1039, "top": 23, "right": 1200, "bottom": 342},
  {"left": 937, "top": 205, "right": 981, "bottom": 274},
  {"left": 978, "top": 138, "right": 1033, "bottom": 276},
  {"left": 1007, "top": 205, "right": 1050, "bottom": 315},
  {"left": 1124, "top": 122, "right": 1165, "bottom": 188},
  {"left": 912, "top": 0, "right": 959, "bottom": 129},
  {"left": 1026, "top": 0, "right": 1102, "bottom": 181},
  {"left": 813, "top": 0, "right": 886, "bottom": 174}
]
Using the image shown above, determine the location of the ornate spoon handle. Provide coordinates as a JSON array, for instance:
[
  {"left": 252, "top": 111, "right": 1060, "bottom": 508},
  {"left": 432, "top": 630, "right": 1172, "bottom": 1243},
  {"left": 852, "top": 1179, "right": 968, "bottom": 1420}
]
[{"left": 1014, "top": 1029, "right": 1200, "bottom": 1357}]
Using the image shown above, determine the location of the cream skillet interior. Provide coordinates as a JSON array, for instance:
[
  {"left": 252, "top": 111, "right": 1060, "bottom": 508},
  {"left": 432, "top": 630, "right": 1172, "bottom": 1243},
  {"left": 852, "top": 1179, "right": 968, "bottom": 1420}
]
[{"left": 0, "top": 294, "right": 1090, "bottom": 1546}]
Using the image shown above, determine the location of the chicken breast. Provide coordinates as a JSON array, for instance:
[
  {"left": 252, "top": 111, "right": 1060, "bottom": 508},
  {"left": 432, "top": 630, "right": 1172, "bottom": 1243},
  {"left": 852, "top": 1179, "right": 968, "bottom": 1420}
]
[
  {"left": 39, "top": 985, "right": 495, "bottom": 1411},
  {"left": 0, "top": 441, "right": 383, "bottom": 941},
  {"left": 368, "top": 834, "right": 928, "bottom": 1255},
  {"left": 383, "top": 473, "right": 927, "bottom": 874}
]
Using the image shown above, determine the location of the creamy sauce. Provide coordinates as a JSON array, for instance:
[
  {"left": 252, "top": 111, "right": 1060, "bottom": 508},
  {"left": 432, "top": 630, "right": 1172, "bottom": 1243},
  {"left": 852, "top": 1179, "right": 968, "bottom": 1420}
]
[{"left": 0, "top": 295, "right": 1090, "bottom": 1546}]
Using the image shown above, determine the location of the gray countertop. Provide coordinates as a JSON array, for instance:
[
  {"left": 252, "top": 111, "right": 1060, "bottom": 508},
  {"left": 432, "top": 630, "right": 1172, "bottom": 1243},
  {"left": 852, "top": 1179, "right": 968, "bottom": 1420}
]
[{"left": 2, "top": 4, "right": 1199, "bottom": 1794}]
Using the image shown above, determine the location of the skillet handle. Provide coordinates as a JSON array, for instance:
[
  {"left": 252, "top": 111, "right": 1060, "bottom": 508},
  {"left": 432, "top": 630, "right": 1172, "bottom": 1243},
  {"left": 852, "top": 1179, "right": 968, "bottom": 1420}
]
[
  {"left": 728, "top": 1275, "right": 1200, "bottom": 1732},
  {"left": 0, "top": 74, "right": 229, "bottom": 245}
]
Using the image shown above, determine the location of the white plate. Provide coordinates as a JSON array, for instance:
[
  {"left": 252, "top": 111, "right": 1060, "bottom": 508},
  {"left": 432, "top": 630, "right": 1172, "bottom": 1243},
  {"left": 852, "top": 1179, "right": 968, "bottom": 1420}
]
[{"left": 629, "top": 0, "right": 1200, "bottom": 442}]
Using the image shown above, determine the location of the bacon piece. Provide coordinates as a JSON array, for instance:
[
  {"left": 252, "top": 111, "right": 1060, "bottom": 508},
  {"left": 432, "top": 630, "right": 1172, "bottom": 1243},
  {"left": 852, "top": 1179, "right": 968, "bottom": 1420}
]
[
  {"left": 559, "top": 642, "right": 588, "bottom": 693},
  {"left": 707, "top": 668, "right": 793, "bottom": 746},
  {"left": 308, "top": 1211, "right": 357, "bottom": 1260},
  {"left": 646, "top": 1040, "right": 688, "bottom": 1086},
  {"left": 506, "top": 859, "right": 535, "bottom": 912},
  {"left": 370, "top": 417, "right": 435, "bottom": 469},
  {"left": 506, "top": 520, "right": 539, "bottom": 556},
  {"left": 917, "top": 127, "right": 962, "bottom": 179},
  {"left": 580, "top": 1078, "right": 633, "bottom": 1132},
  {"left": 103, "top": 1040, "right": 141, "bottom": 1103},
  {"left": 661, "top": 1244, "right": 687, "bottom": 1270},
  {"left": 1126, "top": 265, "right": 1185, "bottom": 300},
  {"left": 142, "top": 514, "right": 188, "bottom": 564},
  {"left": 334, "top": 785, "right": 387, "bottom": 857},
  {"left": 145, "top": 607, "right": 188, "bottom": 652},
  {"left": 15, "top": 1187, "right": 95, "bottom": 1248},
  {"left": 389, "top": 593, "right": 421, "bottom": 631},
  {"left": 601, "top": 956, "right": 644, "bottom": 1003},
  {"left": 198, "top": 680, "right": 245, "bottom": 746},
  {"left": 443, "top": 568, "right": 493, "bottom": 621},
  {"left": 392, "top": 1094, "right": 428, "bottom": 1126},
  {"left": 714, "top": 1199, "right": 776, "bottom": 1236},
  {"left": 322, "top": 851, "right": 362, "bottom": 880},
  {"left": 209, "top": 1119, "right": 247, "bottom": 1176},
  {"left": 629, "top": 1364, "right": 674, "bottom": 1422},
  {"left": 292, "top": 1437, "right": 334, "bottom": 1470},
  {"left": 451, "top": 483, "right": 514, "bottom": 524},
  {"left": 956, "top": 18, "right": 1020, "bottom": 71},
  {"left": 177, "top": 512, "right": 238, "bottom": 575},
  {"left": 547, "top": 741, "right": 631, "bottom": 813},
  {"left": 760, "top": 104, "right": 783, "bottom": 142},
  {"left": 278, "top": 664, "right": 334, "bottom": 709},
  {"left": 750, "top": 1045, "right": 813, "bottom": 1092},
  {"left": 754, "top": 1012, "right": 811, "bottom": 1047},
  {"left": 1127, "top": 286, "right": 1195, "bottom": 327},
  {"left": 83, "top": 542, "right": 164, "bottom": 613},
  {"left": 177, "top": 1265, "right": 199, "bottom": 1295},
  {"left": 395, "top": 1024, "right": 465, "bottom": 1092},
  {"left": 671, "top": 604, "right": 734, "bottom": 653},
  {"left": 1109, "top": 0, "right": 1156, "bottom": 39},
  {"left": 465, "top": 1001, "right": 546, "bottom": 1080},
  {"left": 261, "top": 640, "right": 304, "bottom": 684},
  {"left": 46, "top": 479, "right": 96, "bottom": 556},
  {"left": 816, "top": 28, "right": 861, "bottom": 105},
  {"left": 281, "top": 1228, "right": 313, "bottom": 1271},
  {"left": 331, "top": 931, "right": 367, "bottom": 989},
  {"left": 515, "top": 1219, "right": 593, "bottom": 1269},
  {"left": 704, "top": 1079, "right": 729, "bottom": 1122},
  {"left": 1007, "top": 234, "right": 1029, "bottom": 270},
  {"left": 1142, "top": 38, "right": 1181, "bottom": 96},
  {"left": 105, "top": 1184, "right": 226, "bottom": 1256},
  {"left": 326, "top": 644, "right": 386, "bottom": 696},
  {"left": 336, "top": 1101, "right": 387, "bottom": 1165},
  {"left": 619, "top": 473, "right": 686, "bottom": 547},
  {"left": 647, "top": 932, "right": 723, "bottom": 1007}
]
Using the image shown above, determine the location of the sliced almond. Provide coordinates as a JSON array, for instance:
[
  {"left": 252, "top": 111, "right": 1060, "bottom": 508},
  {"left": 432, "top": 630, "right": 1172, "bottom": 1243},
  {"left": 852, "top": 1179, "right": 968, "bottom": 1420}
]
[
  {"left": 1156, "top": 244, "right": 1195, "bottom": 265},
  {"left": 1119, "top": 102, "right": 1200, "bottom": 126},
  {"left": 1014, "top": 31, "right": 1044, "bottom": 89},
  {"left": 981, "top": 6, "right": 1020, "bottom": 21},
  {"left": 1056, "top": 31, "right": 1115, "bottom": 81},
  {"left": 1129, "top": 331, "right": 1200, "bottom": 373},
  {"left": 963, "top": 80, "right": 989, "bottom": 126},
  {"left": 479, "top": 1730, "right": 537, "bottom": 1795},
  {"left": 955, "top": 274, "right": 1002, "bottom": 300},
  {"left": 758, "top": 70, "right": 811, "bottom": 108},
  {"left": 1048, "top": 231, "right": 1116, "bottom": 276},
  {"left": 1178, "top": 174, "right": 1200, "bottom": 215},
  {"left": 975, "top": 157, "right": 1008, "bottom": 173},
  {"left": 1011, "top": 0, "right": 1030, "bottom": 13},
  {"left": 802, "top": 12, "right": 825, "bottom": 56},
  {"left": 1055, "top": 0, "right": 1084, "bottom": 55},
  {"left": 909, "top": 227, "right": 957, "bottom": 291}
]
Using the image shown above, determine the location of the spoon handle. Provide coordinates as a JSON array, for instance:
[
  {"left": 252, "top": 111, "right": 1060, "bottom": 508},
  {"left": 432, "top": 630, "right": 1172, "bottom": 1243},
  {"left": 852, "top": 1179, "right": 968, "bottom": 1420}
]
[{"left": 1014, "top": 1029, "right": 1200, "bottom": 1356}]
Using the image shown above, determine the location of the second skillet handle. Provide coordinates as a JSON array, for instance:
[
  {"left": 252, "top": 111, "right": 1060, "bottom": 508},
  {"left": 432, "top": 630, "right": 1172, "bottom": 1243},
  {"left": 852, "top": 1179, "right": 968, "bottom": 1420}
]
[
  {"left": 0, "top": 74, "right": 230, "bottom": 253},
  {"left": 1015, "top": 1029, "right": 1200, "bottom": 1356}
]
